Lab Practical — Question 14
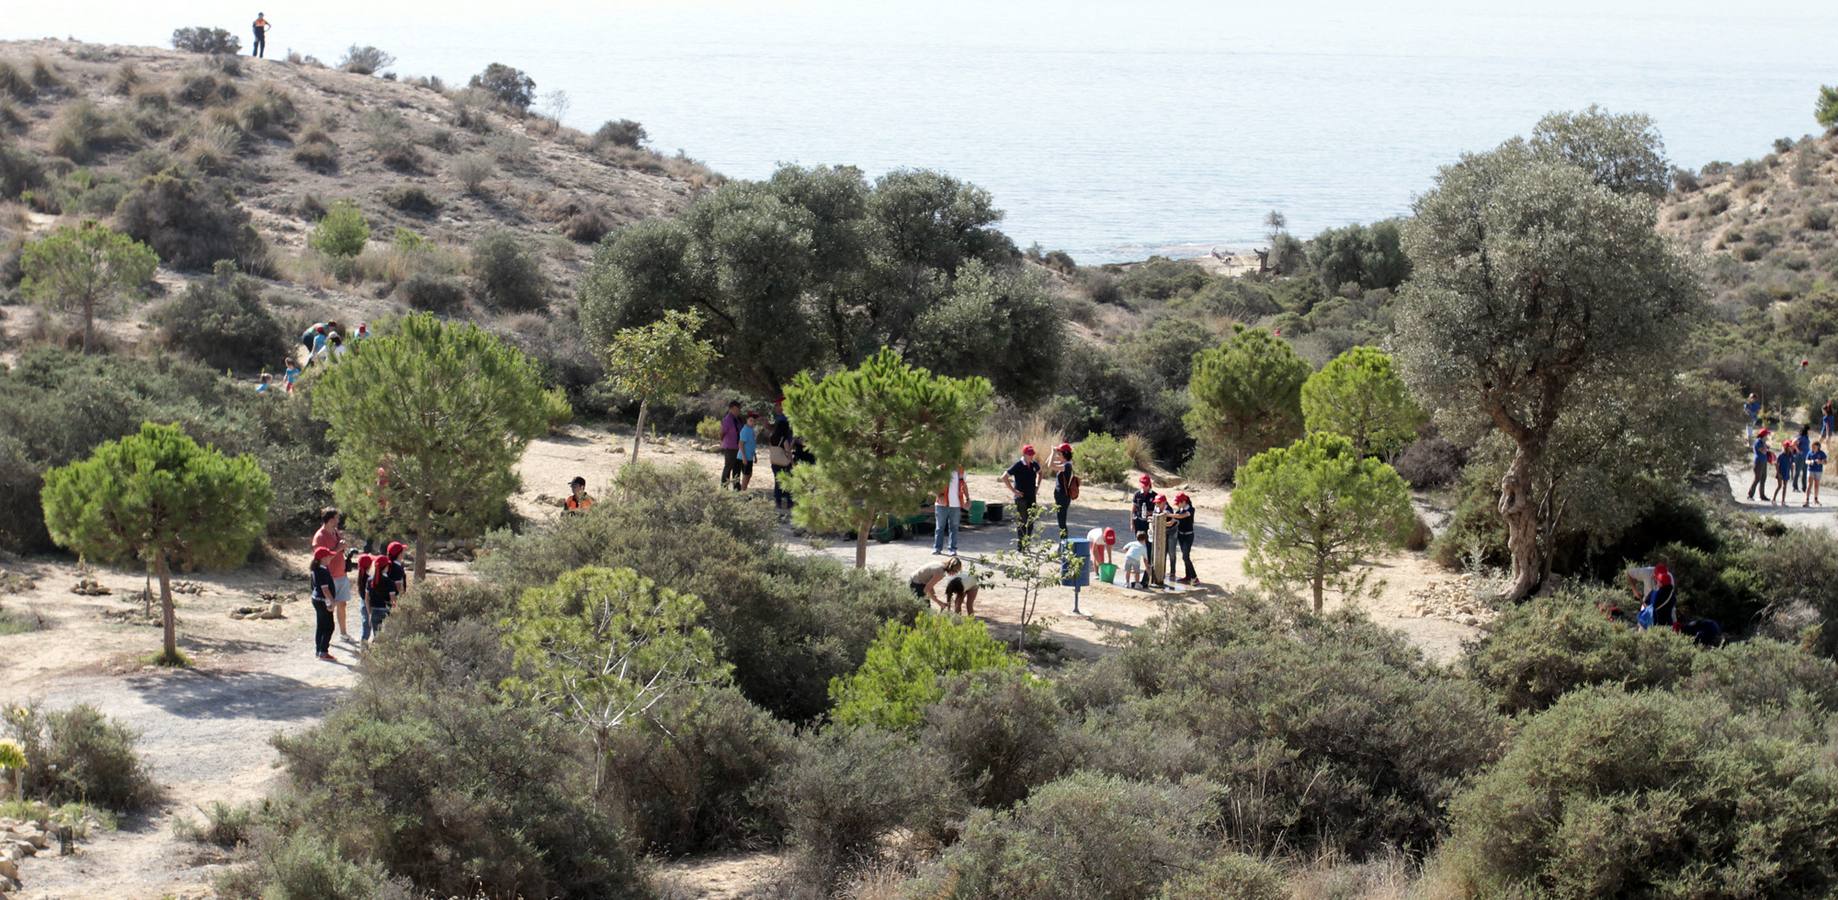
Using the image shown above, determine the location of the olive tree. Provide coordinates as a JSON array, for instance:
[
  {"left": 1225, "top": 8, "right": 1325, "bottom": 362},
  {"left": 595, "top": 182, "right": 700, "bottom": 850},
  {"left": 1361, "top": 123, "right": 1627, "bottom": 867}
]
[
  {"left": 20, "top": 221, "right": 159, "bottom": 353},
  {"left": 1301, "top": 346, "right": 1425, "bottom": 459},
  {"left": 598, "top": 309, "right": 717, "bottom": 461},
  {"left": 42, "top": 422, "right": 271, "bottom": 663},
  {"left": 311, "top": 313, "right": 548, "bottom": 582},
  {"left": 1223, "top": 432, "right": 1414, "bottom": 612},
  {"left": 782, "top": 349, "right": 992, "bottom": 568},
  {"left": 1184, "top": 327, "right": 1311, "bottom": 477},
  {"left": 1393, "top": 109, "right": 1701, "bottom": 600},
  {"left": 501, "top": 566, "right": 726, "bottom": 793}
]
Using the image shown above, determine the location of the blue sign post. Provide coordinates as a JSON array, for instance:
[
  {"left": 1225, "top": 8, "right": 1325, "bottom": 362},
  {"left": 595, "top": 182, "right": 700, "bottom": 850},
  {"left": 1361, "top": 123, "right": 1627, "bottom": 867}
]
[{"left": 1062, "top": 537, "right": 1091, "bottom": 616}]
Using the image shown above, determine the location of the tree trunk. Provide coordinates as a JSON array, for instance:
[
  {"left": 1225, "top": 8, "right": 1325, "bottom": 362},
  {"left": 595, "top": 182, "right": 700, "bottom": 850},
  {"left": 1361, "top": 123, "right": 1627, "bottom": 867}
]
[
  {"left": 155, "top": 556, "right": 178, "bottom": 663},
  {"left": 413, "top": 530, "right": 427, "bottom": 585},
  {"left": 631, "top": 399, "right": 648, "bottom": 463},
  {"left": 1312, "top": 568, "right": 1325, "bottom": 614},
  {"left": 1498, "top": 446, "right": 1544, "bottom": 601},
  {"left": 854, "top": 520, "right": 869, "bottom": 570}
]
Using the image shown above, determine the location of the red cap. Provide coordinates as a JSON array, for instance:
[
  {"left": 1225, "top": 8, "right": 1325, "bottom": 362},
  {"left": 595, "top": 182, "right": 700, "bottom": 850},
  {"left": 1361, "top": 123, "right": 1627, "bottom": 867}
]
[
  {"left": 1175, "top": 492, "right": 1190, "bottom": 505},
  {"left": 1654, "top": 563, "right": 1672, "bottom": 584},
  {"left": 385, "top": 541, "right": 406, "bottom": 559},
  {"left": 356, "top": 554, "right": 375, "bottom": 574},
  {"left": 1103, "top": 527, "right": 1116, "bottom": 544},
  {"left": 1021, "top": 444, "right": 1035, "bottom": 456},
  {"left": 1759, "top": 428, "right": 1772, "bottom": 436},
  {"left": 1138, "top": 474, "right": 1152, "bottom": 487},
  {"left": 1056, "top": 442, "right": 1073, "bottom": 455},
  {"left": 1154, "top": 493, "right": 1168, "bottom": 505},
  {"left": 312, "top": 547, "right": 334, "bottom": 562}
]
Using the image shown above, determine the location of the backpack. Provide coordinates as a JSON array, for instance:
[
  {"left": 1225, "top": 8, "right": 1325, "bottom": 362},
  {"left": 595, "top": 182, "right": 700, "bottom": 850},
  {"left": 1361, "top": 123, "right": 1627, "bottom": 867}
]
[{"left": 1067, "top": 474, "right": 1081, "bottom": 501}]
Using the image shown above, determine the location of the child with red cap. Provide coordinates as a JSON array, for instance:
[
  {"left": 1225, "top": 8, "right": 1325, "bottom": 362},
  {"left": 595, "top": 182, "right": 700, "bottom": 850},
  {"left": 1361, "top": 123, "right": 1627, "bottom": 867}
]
[
  {"left": 1001, "top": 444, "right": 1042, "bottom": 548},
  {"left": 366, "top": 541, "right": 408, "bottom": 640},
  {"left": 1168, "top": 492, "right": 1198, "bottom": 584},
  {"left": 309, "top": 547, "right": 338, "bottom": 661},
  {"left": 1049, "top": 443, "right": 1076, "bottom": 537},
  {"left": 1130, "top": 474, "right": 1155, "bottom": 555},
  {"left": 354, "top": 553, "right": 377, "bottom": 641},
  {"left": 1085, "top": 525, "right": 1117, "bottom": 566}
]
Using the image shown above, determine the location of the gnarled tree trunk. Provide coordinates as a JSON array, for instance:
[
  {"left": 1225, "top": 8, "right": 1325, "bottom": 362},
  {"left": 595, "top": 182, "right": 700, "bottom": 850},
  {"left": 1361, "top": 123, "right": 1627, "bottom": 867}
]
[{"left": 1498, "top": 446, "right": 1545, "bottom": 601}]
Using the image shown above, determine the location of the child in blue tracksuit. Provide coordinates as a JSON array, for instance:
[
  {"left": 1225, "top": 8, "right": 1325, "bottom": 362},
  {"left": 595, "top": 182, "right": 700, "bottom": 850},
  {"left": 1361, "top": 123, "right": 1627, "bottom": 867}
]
[
  {"left": 1773, "top": 440, "right": 1795, "bottom": 507},
  {"left": 1808, "top": 440, "right": 1827, "bottom": 507}
]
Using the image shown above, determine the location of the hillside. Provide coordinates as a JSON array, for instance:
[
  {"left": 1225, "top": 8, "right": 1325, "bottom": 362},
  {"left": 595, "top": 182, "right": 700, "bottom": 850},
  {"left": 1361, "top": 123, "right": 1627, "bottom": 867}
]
[{"left": 0, "top": 38, "right": 712, "bottom": 364}]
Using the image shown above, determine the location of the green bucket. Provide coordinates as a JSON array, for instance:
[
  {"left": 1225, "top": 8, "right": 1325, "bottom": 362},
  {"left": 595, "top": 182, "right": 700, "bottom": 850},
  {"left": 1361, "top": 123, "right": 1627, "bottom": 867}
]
[
  {"left": 968, "top": 500, "right": 988, "bottom": 526},
  {"left": 1099, "top": 562, "right": 1118, "bottom": 584}
]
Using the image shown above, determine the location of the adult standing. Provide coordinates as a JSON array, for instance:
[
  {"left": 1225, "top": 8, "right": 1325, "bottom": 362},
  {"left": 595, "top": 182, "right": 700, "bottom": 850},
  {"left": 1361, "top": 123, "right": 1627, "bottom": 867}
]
[
  {"left": 1796, "top": 425, "right": 1814, "bottom": 493},
  {"left": 1130, "top": 474, "right": 1156, "bottom": 564},
  {"left": 738, "top": 412, "right": 760, "bottom": 490},
  {"left": 366, "top": 542, "right": 407, "bottom": 640},
  {"left": 718, "top": 400, "right": 744, "bottom": 490},
  {"left": 772, "top": 397, "right": 793, "bottom": 446},
  {"left": 1743, "top": 393, "right": 1761, "bottom": 439},
  {"left": 251, "top": 12, "right": 271, "bottom": 58},
  {"left": 1168, "top": 492, "right": 1198, "bottom": 584},
  {"left": 934, "top": 464, "right": 969, "bottom": 556},
  {"left": 308, "top": 547, "right": 336, "bottom": 661},
  {"left": 1049, "top": 442, "right": 1075, "bottom": 538},
  {"left": 1000, "top": 444, "right": 1042, "bottom": 548},
  {"left": 311, "top": 508, "right": 353, "bottom": 640},
  {"left": 1823, "top": 399, "right": 1834, "bottom": 442},
  {"left": 1746, "top": 429, "right": 1771, "bottom": 502},
  {"left": 767, "top": 426, "right": 796, "bottom": 509}
]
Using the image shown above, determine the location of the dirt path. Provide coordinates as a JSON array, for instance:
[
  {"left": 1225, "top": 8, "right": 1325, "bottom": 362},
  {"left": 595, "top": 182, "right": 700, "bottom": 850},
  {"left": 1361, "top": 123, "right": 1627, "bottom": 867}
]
[{"left": 1722, "top": 460, "right": 1838, "bottom": 532}]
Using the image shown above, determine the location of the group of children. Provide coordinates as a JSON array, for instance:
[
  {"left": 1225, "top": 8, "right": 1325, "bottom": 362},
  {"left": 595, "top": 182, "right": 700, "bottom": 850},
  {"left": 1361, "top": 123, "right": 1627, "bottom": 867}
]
[
  {"left": 1084, "top": 474, "right": 1198, "bottom": 589},
  {"left": 1746, "top": 426, "right": 1827, "bottom": 507},
  {"left": 307, "top": 507, "right": 407, "bottom": 663},
  {"left": 257, "top": 320, "right": 370, "bottom": 395}
]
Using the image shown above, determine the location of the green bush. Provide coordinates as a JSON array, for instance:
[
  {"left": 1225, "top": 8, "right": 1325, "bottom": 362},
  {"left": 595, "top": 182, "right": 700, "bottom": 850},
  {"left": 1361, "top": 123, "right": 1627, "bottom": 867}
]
[
  {"left": 1687, "top": 637, "right": 1838, "bottom": 716},
  {"left": 116, "top": 167, "right": 270, "bottom": 273},
  {"left": 396, "top": 271, "right": 466, "bottom": 313},
  {"left": 217, "top": 831, "right": 411, "bottom": 900},
  {"left": 769, "top": 725, "right": 965, "bottom": 889},
  {"left": 1438, "top": 688, "right": 1838, "bottom": 899},
  {"left": 171, "top": 26, "right": 241, "bottom": 55},
  {"left": 829, "top": 614, "right": 1021, "bottom": 731},
  {"left": 308, "top": 200, "right": 369, "bottom": 258},
  {"left": 3, "top": 702, "right": 157, "bottom": 812},
  {"left": 468, "top": 63, "right": 536, "bottom": 113},
  {"left": 1073, "top": 431, "right": 1133, "bottom": 486},
  {"left": 539, "top": 385, "right": 573, "bottom": 432},
  {"left": 477, "top": 462, "right": 922, "bottom": 722},
  {"left": 1747, "top": 528, "right": 1838, "bottom": 658},
  {"left": 591, "top": 118, "right": 647, "bottom": 150},
  {"left": 1, "top": 140, "right": 47, "bottom": 199},
  {"left": 291, "top": 138, "right": 336, "bottom": 174},
  {"left": 1157, "top": 854, "right": 1288, "bottom": 900},
  {"left": 150, "top": 262, "right": 290, "bottom": 371},
  {"left": 694, "top": 416, "right": 722, "bottom": 442},
  {"left": 469, "top": 229, "right": 546, "bottom": 311},
  {"left": 174, "top": 800, "right": 258, "bottom": 848},
  {"left": 919, "top": 670, "right": 1079, "bottom": 808},
  {"left": 381, "top": 185, "right": 439, "bottom": 216},
  {"left": 50, "top": 99, "right": 134, "bottom": 163},
  {"left": 907, "top": 771, "right": 1216, "bottom": 900},
  {"left": 1463, "top": 590, "right": 1700, "bottom": 715}
]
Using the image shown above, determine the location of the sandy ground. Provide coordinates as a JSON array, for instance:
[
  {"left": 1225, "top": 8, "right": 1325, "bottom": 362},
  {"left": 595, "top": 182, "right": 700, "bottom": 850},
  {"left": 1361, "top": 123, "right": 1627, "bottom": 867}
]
[{"left": 0, "top": 423, "right": 1476, "bottom": 898}]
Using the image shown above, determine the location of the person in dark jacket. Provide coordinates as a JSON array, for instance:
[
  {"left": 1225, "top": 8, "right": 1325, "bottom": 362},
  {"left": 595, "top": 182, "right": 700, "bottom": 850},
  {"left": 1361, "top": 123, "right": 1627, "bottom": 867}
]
[
  {"left": 365, "top": 541, "right": 408, "bottom": 640},
  {"left": 309, "top": 547, "right": 337, "bottom": 661},
  {"left": 1001, "top": 444, "right": 1042, "bottom": 548}
]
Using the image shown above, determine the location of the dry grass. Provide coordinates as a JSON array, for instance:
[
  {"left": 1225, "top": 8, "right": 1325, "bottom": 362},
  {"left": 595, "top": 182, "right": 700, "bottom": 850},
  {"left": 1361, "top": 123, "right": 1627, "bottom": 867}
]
[
  {"left": 966, "top": 411, "right": 1061, "bottom": 470},
  {"left": 1285, "top": 847, "right": 1419, "bottom": 900}
]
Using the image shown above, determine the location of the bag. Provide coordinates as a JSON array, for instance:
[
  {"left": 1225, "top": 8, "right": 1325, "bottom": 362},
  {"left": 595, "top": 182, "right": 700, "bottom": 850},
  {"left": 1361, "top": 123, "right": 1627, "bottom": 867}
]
[
  {"left": 768, "top": 442, "right": 794, "bottom": 467},
  {"left": 1067, "top": 475, "right": 1081, "bottom": 501}
]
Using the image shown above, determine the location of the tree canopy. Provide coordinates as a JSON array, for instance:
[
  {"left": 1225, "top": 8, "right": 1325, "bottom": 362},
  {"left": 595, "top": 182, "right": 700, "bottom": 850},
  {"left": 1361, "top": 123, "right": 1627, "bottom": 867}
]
[
  {"left": 42, "top": 422, "right": 270, "bottom": 662},
  {"left": 1221, "top": 432, "right": 1414, "bottom": 612},
  {"left": 1301, "top": 346, "right": 1425, "bottom": 458},
  {"left": 782, "top": 349, "right": 992, "bottom": 568},
  {"left": 599, "top": 309, "right": 718, "bottom": 461},
  {"left": 310, "top": 312, "right": 548, "bottom": 581},
  {"left": 1392, "top": 108, "right": 1702, "bottom": 599},
  {"left": 20, "top": 221, "right": 158, "bottom": 353},
  {"left": 1184, "top": 327, "right": 1311, "bottom": 476}
]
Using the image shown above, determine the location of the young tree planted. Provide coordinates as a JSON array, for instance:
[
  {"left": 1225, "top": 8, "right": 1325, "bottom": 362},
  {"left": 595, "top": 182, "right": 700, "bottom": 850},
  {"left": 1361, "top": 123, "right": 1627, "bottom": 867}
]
[
  {"left": 501, "top": 566, "right": 726, "bottom": 793},
  {"left": 1184, "top": 326, "right": 1311, "bottom": 476},
  {"left": 310, "top": 313, "right": 548, "bottom": 583},
  {"left": 1222, "top": 432, "right": 1414, "bottom": 612},
  {"left": 41, "top": 422, "right": 271, "bottom": 663},
  {"left": 20, "top": 221, "right": 159, "bottom": 353},
  {"left": 1301, "top": 346, "right": 1426, "bottom": 459},
  {"left": 1392, "top": 108, "right": 1701, "bottom": 600},
  {"left": 782, "top": 349, "right": 992, "bottom": 568},
  {"left": 599, "top": 309, "right": 717, "bottom": 461}
]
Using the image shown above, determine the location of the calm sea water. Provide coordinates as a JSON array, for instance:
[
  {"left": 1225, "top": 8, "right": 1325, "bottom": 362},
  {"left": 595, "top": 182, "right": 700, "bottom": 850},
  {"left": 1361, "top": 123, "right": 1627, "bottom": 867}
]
[{"left": 11, "top": 0, "right": 1837, "bottom": 261}]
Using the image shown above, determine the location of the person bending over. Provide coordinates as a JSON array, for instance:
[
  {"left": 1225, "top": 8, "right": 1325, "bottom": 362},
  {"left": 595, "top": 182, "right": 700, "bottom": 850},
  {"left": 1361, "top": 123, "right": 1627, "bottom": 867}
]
[
  {"left": 944, "top": 570, "right": 980, "bottom": 617},
  {"left": 909, "top": 557, "right": 963, "bottom": 611}
]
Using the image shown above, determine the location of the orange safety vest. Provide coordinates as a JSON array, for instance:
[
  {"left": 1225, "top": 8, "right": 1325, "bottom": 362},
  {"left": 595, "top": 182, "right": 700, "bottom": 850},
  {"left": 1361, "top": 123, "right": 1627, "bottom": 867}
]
[{"left": 564, "top": 494, "right": 594, "bottom": 511}]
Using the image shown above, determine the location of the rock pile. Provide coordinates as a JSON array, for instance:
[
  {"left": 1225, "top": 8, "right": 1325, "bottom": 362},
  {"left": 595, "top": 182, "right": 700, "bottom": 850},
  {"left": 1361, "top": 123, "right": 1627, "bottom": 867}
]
[
  {"left": 70, "top": 574, "right": 110, "bottom": 596},
  {"left": 1406, "top": 575, "right": 1498, "bottom": 628},
  {"left": 0, "top": 818, "right": 54, "bottom": 894},
  {"left": 229, "top": 601, "right": 286, "bottom": 620}
]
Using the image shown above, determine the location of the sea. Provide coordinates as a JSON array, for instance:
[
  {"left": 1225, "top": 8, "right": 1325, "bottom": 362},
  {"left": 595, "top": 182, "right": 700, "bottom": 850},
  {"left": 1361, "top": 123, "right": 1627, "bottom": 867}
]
[{"left": 9, "top": 0, "right": 1837, "bottom": 262}]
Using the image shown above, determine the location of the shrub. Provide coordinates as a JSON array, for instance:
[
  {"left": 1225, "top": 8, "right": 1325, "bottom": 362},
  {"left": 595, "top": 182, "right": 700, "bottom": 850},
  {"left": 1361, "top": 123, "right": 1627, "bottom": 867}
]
[
  {"left": 1806, "top": 207, "right": 1833, "bottom": 232},
  {"left": 601, "top": 687, "right": 792, "bottom": 854},
  {"left": 477, "top": 462, "right": 922, "bottom": 722},
  {"left": 151, "top": 262, "right": 291, "bottom": 371},
  {"left": 1073, "top": 431, "right": 1133, "bottom": 486},
  {"left": 468, "top": 63, "right": 536, "bottom": 112},
  {"left": 338, "top": 45, "right": 395, "bottom": 75},
  {"left": 909, "top": 772, "right": 1216, "bottom": 900},
  {"left": 452, "top": 152, "right": 493, "bottom": 193},
  {"left": 1747, "top": 528, "right": 1838, "bottom": 658},
  {"left": 539, "top": 385, "right": 573, "bottom": 432},
  {"left": 50, "top": 100, "right": 133, "bottom": 162},
  {"left": 380, "top": 185, "right": 439, "bottom": 216},
  {"left": 236, "top": 86, "right": 297, "bottom": 138},
  {"left": 1438, "top": 688, "right": 1838, "bottom": 899},
  {"left": 1686, "top": 636, "right": 1838, "bottom": 715},
  {"left": 116, "top": 168, "right": 270, "bottom": 273},
  {"left": 770, "top": 726, "right": 965, "bottom": 888},
  {"left": 171, "top": 26, "right": 241, "bottom": 54},
  {"left": 469, "top": 229, "right": 546, "bottom": 311},
  {"left": 174, "top": 70, "right": 237, "bottom": 107},
  {"left": 1392, "top": 433, "right": 1464, "bottom": 488},
  {"left": 362, "top": 109, "right": 421, "bottom": 173},
  {"left": 919, "top": 670, "right": 1079, "bottom": 808},
  {"left": 396, "top": 271, "right": 466, "bottom": 313},
  {"left": 0, "top": 141, "right": 46, "bottom": 200},
  {"left": 219, "top": 831, "right": 411, "bottom": 900},
  {"left": 563, "top": 205, "right": 611, "bottom": 243},
  {"left": 830, "top": 614, "right": 1021, "bottom": 731},
  {"left": 695, "top": 416, "right": 722, "bottom": 442},
  {"left": 174, "top": 800, "right": 257, "bottom": 848},
  {"left": 591, "top": 118, "right": 647, "bottom": 149},
  {"left": 308, "top": 200, "right": 370, "bottom": 258},
  {"left": 0, "top": 61, "right": 36, "bottom": 104},
  {"left": 1158, "top": 854, "right": 1288, "bottom": 900},
  {"left": 1463, "top": 590, "right": 1699, "bottom": 715},
  {"left": 291, "top": 136, "right": 337, "bottom": 173},
  {"left": 3, "top": 703, "right": 157, "bottom": 811}
]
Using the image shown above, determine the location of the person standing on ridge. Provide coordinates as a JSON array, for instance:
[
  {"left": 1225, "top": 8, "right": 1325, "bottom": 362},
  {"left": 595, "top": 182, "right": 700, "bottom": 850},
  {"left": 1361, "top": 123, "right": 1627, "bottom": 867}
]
[
  {"left": 252, "top": 12, "right": 271, "bottom": 58},
  {"left": 1001, "top": 444, "right": 1042, "bottom": 548}
]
